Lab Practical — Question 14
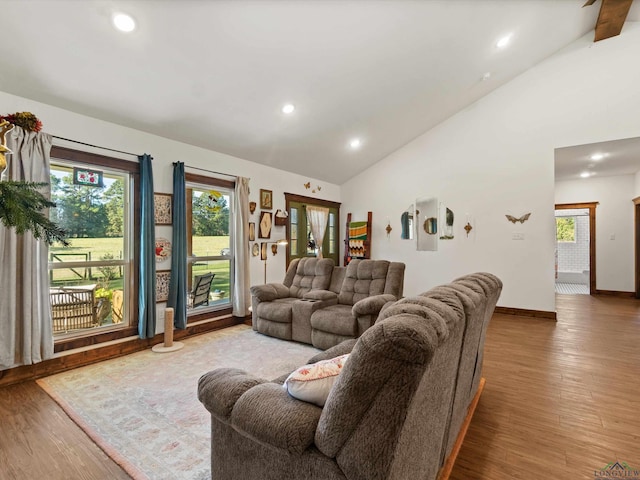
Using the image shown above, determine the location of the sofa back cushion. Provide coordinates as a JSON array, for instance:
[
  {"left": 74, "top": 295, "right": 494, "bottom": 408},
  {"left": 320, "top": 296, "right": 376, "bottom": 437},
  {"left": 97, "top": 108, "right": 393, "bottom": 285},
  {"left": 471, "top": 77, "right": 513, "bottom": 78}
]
[
  {"left": 337, "top": 260, "right": 388, "bottom": 305},
  {"left": 337, "top": 259, "right": 405, "bottom": 305},
  {"left": 288, "top": 257, "right": 334, "bottom": 298}
]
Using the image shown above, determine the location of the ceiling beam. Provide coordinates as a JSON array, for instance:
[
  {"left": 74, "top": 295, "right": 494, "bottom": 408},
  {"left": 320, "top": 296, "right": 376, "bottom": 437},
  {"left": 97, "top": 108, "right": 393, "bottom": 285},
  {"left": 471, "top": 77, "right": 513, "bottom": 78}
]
[{"left": 593, "top": 0, "right": 634, "bottom": 42}]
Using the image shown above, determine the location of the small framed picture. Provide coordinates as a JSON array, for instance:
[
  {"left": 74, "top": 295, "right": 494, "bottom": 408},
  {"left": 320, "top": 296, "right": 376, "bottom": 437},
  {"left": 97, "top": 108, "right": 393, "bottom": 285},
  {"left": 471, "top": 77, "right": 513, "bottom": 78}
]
[
  {"left": 248, "top": 222, "right": 255, "bottom": 241},
  {"left": 154, "top": 193, "right": 172, "bottom": 225},
  {"left": 156, "top": 270, "right": 171, "bottom": 303},
  {"left": 260, "top": 242, "right": 268, "bottom": 260},
  {"left": 259, "top": 211, "right": 272, "bottom": 239},
  {"left": 260, "top": 189, "right": 273, "bottom": 209}
]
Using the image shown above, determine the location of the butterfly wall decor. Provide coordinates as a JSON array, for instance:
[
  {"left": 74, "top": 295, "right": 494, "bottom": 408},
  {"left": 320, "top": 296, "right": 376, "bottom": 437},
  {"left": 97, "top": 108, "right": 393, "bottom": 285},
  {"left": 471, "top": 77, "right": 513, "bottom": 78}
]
[{"left": 505, "top": 213, "right": 531, "bottom": 224}]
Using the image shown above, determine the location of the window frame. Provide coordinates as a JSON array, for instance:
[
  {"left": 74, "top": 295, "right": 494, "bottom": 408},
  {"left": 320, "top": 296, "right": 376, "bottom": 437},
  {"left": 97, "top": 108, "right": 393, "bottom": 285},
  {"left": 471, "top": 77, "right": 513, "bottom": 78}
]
[
  {"left": 284, "top": 193, "right": 341, "bottom": 267},
  {"left": 185, "top": 172, "right": 235, "bottom": 321},
  {"left": 50, "top": 146, "right": 140, "bottom": 353}
]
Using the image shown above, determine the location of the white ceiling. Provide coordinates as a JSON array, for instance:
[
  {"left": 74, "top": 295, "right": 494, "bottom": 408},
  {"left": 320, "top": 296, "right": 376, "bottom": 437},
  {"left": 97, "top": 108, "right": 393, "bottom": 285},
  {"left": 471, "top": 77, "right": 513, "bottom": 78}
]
[
  {"left": 1, "top": 0, "right": 639, "bottom": 184},
  {"left": 555, "top": 136, "right": 640, "bottom": 182}
]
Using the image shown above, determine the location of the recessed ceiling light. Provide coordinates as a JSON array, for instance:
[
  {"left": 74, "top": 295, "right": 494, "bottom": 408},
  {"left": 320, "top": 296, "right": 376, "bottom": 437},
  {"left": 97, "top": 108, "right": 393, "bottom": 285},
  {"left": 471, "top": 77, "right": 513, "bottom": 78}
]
[
  {"left": 349, "top": 138, "right": 362, "bottom": 149},
  {"left": 282, "top": 104, "right": 295, "bottom": 114},
  {"left": 496, "top": 34, "right": 512, "bottom": 49},
  {"left": 590, "top": 153, "right": 605, "bottom": 161},
  {"left": 580, "top": 172, "right": 592, "bottom": 178},
  {"left": 113, "top": 13, "right": 136, "bottom": 32}
]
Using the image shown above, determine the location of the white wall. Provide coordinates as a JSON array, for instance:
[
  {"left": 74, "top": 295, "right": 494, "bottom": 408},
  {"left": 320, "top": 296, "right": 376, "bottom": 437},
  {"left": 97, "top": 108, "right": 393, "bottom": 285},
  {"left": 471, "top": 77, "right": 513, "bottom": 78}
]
[
  {"left": 341, "top": 23, "right": 640, "bottom": 312},
  {"left": 555, "top": 174, "right": 635, "bottom": 292},
  {"left": 0, "top": 90, "right": 341, "bottom": 333}
]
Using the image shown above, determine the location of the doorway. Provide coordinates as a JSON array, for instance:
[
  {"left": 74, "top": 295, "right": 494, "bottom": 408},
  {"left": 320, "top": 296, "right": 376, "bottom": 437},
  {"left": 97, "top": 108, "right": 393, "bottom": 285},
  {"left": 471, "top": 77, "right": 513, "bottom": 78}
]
[{"left": 555, "top": 202, "right": 598, "bottom": 295}]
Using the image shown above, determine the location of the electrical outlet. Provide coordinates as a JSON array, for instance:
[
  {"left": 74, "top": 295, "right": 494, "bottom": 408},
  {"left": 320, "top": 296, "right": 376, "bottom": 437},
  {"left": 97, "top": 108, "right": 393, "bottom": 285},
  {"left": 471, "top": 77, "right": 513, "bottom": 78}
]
[{"left": 512, "top": 232, "right": 524, "bottom": 240}]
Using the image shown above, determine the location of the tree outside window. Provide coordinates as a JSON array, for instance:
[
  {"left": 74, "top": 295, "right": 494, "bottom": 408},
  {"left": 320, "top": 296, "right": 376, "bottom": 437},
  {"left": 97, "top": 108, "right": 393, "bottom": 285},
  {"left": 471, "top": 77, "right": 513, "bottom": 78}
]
[{"left": 556, "top": 216, "right": 575, "bottom": 242}]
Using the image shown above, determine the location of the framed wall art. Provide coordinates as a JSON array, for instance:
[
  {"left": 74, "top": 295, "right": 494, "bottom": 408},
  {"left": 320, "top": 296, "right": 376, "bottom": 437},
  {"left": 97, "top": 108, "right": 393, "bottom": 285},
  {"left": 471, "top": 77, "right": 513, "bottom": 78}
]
[
  {"left": 156, "top": 270, "right": 171, "bottom": 303},
  {"left": 155, "top": 237, "right": 172, "bottom": 263},
  {"left": 154, "top": 193, "right": 172, "bottom": 225},
  {"left": 260, "top": 242, "right": 268, "bottom": 260},
  {"left": 260, "top": 189, "right": 273, "bottom": 209},
  {"left": 248, "top": 222, "right": 256, "bottom": 241},
  {"left": 259, "top": 211, "right": 272, "bottom": 239}
]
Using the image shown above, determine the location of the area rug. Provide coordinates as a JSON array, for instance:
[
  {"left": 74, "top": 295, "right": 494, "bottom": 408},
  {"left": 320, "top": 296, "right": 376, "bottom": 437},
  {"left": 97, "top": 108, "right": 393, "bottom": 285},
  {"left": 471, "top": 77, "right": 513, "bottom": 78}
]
[{"left": 37, "top": 325, "right": 320, "bottom": 480}]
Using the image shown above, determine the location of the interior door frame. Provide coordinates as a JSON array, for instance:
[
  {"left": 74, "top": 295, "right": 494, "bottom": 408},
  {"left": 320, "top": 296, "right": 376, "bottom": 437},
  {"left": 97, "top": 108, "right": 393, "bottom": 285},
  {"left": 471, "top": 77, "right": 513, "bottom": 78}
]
[
  {"left": 633, "top": 197, "right": 640, "bottom": 298},
  {"left": 554, "top": 202, "right": 598, "bottom": 295}
]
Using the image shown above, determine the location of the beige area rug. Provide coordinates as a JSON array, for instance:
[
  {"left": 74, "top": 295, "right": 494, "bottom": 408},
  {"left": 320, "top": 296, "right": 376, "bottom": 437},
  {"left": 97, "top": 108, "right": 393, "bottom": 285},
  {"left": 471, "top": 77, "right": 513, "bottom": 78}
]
[{"left": 37, "top": 325, "right": 321, "bottom": 480}]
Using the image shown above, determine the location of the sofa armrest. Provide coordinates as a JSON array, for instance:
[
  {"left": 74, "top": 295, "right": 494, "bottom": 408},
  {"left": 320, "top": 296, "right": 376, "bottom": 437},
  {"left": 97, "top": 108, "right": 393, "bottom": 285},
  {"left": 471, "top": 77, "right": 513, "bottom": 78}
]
[
  {"left": 303, "top": 290, "right": 338, "bottom": 302},
  {"left": 352, "top": 294, "right": 398, "bottom": 317},
  {"left": 250, "top": 283, "right": 290, "bottom": 302},
  {"left": 198, "top": 368, "right": 268, "bottom": 420},
  {"left": 307, "top": 338, "right": 358, "bottom": 364},
  {"left": 231, "top": 383, "right": 322, "bottom": 454}
]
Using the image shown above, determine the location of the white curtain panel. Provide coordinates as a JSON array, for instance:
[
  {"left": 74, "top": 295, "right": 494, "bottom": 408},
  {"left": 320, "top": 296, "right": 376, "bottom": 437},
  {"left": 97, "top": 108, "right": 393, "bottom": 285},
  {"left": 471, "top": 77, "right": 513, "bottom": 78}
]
[
  {"left": 232, "top": 177, "right": 251, "bottom": 317},
  {"left": 306, "top": 205, "right": 329, "bottom": 259},
  {"left": 0, "top": 126, "right": 54, "bottom": 370}
]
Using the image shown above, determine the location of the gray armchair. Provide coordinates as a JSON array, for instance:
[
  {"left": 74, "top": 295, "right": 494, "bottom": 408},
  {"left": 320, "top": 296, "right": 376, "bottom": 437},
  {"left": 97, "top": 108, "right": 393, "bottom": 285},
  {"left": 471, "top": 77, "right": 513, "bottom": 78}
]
[{"left": 309, "top": 259, "right": 405, "bottom": 349}]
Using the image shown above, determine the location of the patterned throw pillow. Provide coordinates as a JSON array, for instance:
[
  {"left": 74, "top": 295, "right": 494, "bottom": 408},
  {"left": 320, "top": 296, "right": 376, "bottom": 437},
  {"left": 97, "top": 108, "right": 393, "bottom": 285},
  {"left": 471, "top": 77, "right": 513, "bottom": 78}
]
[{"left": 283, "top": 354, "right": 350, "bottom": 406}]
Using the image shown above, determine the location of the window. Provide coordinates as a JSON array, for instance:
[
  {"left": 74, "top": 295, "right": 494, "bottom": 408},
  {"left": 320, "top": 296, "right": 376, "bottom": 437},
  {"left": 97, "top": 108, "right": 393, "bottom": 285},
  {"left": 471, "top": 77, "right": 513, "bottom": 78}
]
[
  {"left": 284, "top": 193, "right": 341, "bottom": 266},
  {"left": 556, "top": 216, "right": 576, "bottom": 242},
  {"left": 49, "top": 147, "right": 138, "bottom": 342},
  {"left": 186, "top": 173, "right": 234, "bottom": 317}
]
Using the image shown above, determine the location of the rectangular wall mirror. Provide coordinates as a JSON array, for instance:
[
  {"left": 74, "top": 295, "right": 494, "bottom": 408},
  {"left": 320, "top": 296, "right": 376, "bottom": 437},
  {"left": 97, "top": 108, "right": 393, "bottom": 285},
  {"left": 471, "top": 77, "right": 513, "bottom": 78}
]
[{"left": 416, "top": 196, "right": 438, "bottom": 251}]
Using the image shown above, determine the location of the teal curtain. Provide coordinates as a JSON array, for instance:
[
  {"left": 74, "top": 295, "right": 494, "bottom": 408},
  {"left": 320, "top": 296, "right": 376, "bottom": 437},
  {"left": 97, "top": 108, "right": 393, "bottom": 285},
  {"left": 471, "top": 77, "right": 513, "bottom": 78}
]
[
  {"left": 138, "top": 154, "right": 156, "bottom": 338},
  {"left": 168, "top": 162, "right": 188, "bottom": 329}
]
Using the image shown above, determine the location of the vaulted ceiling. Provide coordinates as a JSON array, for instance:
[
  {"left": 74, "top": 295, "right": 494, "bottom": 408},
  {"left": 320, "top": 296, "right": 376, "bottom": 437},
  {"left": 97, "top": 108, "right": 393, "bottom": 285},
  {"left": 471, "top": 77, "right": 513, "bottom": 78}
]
[{"left": 1, "top": 1, "right": 638, "bottom": 184}]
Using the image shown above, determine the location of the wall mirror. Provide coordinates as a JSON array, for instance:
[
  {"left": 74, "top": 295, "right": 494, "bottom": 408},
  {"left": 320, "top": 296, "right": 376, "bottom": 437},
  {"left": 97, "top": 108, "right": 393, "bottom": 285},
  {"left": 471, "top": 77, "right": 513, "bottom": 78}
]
[
  {"left": 416, "top": 196, "right": 438, "bottom": 251},
  {"left": 400, "top": 205, "right": 414, "bottom": 240}
]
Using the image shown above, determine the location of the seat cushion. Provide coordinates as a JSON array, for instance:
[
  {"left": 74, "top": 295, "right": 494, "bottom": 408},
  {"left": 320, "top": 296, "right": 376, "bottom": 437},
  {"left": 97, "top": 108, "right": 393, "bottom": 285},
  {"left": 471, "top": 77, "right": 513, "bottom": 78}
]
[
  {"left": 311, "top": 304, "right": 356, "bottom": 336},
  {"left": 257, "top": 298, "right": 296, "bottom": 323}
]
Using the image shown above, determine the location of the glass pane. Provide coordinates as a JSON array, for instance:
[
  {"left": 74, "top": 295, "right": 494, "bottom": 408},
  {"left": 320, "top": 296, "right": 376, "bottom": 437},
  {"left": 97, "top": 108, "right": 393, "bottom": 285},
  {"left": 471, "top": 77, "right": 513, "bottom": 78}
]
[
  {"left": 329, "top": 213, "right": 336, "bottom": 254},
  {"left": 306, "top": 224, "right": 317, "bottom": 256},
  {"left": 49, "top": 162, "right": 129, "bottom": 336},
  {"left": 291, "top": 207, "right": 298, "bottom": 223},
  {"left": 190, "top": 189, "right": 231, "bottom": 256},
  {"left": 290, "top": 224, "right": 298, "bottom": 255},
  {"left": 50, "top": 165, "right": 125, "bottom": 254},
  {"left": 188, "top": 259, "right": 231, "bottom": 312},
  {"left": 49, "top": 271, "right": 125, "bottom": 333}
]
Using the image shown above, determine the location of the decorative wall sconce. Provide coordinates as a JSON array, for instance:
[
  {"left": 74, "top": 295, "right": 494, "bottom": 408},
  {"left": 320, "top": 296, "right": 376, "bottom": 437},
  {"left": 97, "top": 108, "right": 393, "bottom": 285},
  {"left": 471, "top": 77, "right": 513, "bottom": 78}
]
[
  {"left": 464, "top": 222, "right": 473, "bottom": 237},
  {"left": 385, "top": 221, "right": 392, "bottom": 238}
]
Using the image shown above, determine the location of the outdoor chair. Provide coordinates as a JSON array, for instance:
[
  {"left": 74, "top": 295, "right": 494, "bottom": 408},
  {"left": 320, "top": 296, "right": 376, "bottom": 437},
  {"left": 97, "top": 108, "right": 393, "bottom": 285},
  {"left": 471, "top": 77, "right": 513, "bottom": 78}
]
[{"left": 190, "top": 273, "right": 215, "bottom": 308}]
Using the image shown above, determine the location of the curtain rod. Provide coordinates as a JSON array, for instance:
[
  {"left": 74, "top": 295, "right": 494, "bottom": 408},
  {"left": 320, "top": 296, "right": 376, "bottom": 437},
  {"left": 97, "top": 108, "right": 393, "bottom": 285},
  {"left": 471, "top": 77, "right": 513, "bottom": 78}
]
[
  {"left": 52, "top": 135, "right": 143, "bottom": 158},
  {"left": 175, "top": 162, "right": 237, "bottom": 179}
]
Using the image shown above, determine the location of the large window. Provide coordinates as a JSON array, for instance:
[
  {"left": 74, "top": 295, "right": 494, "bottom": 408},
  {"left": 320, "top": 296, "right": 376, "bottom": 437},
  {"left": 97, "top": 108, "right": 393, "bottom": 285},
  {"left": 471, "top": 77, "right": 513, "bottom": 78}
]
[
  {"left": 285, "top": 193, "right": 340, "bottom": 266},
  {"left": 186, "top": 173, "right": 234, "bottom": 316},
  {"left": 48, "top": 147, "right": 138, "bottom": 341}
]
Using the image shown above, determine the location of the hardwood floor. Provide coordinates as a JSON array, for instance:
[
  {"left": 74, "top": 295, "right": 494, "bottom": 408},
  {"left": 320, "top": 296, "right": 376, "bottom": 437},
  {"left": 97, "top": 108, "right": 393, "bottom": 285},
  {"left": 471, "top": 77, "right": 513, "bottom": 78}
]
[
  {"left": 0, "top": 381, "right": 129, "bottom": 480},
  {"left": 451, "top": 294, "right": 640, "bottom": 480},
  {"left": 0, "top": 293, "right": 638, "bottom": 479}
]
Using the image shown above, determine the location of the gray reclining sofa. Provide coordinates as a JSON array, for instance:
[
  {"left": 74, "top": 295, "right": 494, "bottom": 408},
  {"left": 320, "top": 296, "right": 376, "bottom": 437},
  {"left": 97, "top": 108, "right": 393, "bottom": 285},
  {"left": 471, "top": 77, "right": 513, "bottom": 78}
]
[
  {"left": 199, "top": 272, "right": 502, "bottom": 480},
  {"left": 250, "top": 257, "right": 406, "bottom": 349}
]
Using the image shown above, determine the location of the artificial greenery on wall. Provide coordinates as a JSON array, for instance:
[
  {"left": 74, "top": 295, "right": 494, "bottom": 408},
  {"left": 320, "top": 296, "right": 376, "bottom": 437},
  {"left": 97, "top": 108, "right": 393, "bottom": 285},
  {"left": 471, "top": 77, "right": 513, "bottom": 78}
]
[{"left": 0, "top": 113, "right": 68, "bottom": 246}]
